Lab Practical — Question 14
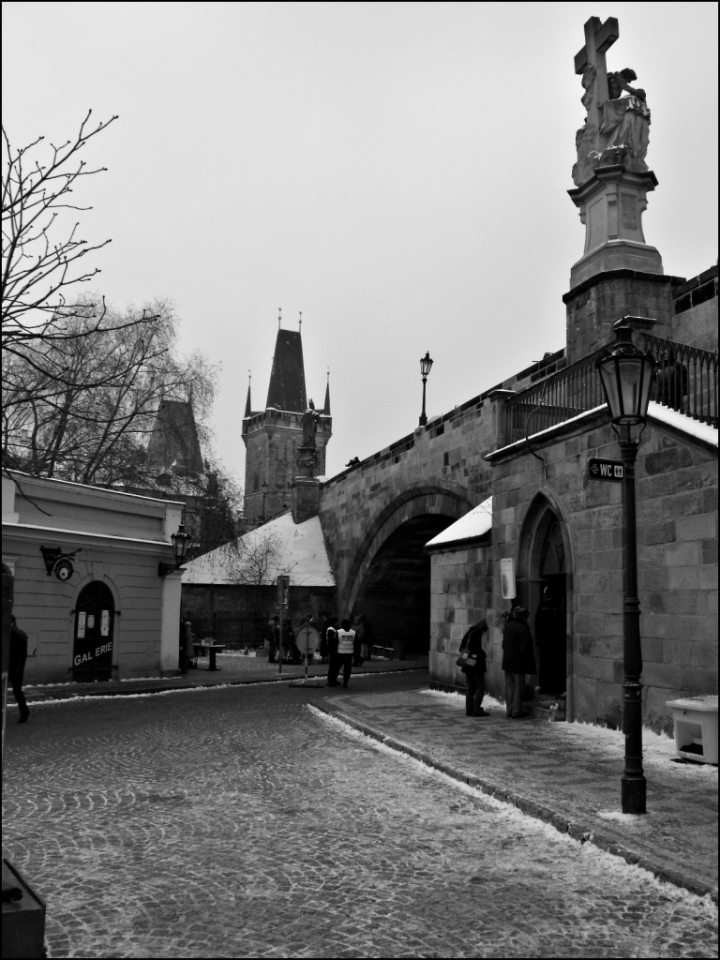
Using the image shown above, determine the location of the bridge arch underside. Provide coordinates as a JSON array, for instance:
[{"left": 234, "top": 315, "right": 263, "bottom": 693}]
[{"left": 347, "top": 489, "right": 469, "bottom": 655}]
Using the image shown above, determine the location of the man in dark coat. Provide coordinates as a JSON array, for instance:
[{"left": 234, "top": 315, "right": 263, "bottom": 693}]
[
  {"left": 459, "top": 619, "right": 488, "bottom": 716},
  {"left": 501, "top": 606, "right": 536, "bottom": 720},
  {"left": 9, "top": 616, "right": 30, "bottom": 723}
]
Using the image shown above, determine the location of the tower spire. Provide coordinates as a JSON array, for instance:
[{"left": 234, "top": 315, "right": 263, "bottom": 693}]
[
  {"left": 244, "top": 371, "right": 252, "bottom": 417},
  {"left": 299, "top": 310, "right": 302, "bottom": 332},
  {"left": 278, "top": 307, "right": 282, "bottom": 330},
  {"left": 323, "top": 367, "right": 331, "bottom": 415}
]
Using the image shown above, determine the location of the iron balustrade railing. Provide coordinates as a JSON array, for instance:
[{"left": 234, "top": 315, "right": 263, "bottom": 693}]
[
  {"left": 640, "top": 334, "right": 718, "bottom": 427},
  {"left": 504, "top": 346, "right": 608, "bottom": 444},
  {"left": 504, "top": 335, "right": 718, "bottom": 445}
]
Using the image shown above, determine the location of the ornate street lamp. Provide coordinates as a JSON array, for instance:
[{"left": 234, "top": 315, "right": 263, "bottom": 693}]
[
  {"left": 158, "top": 523, "right": 191, "bottom": 577},
  {"left": 419, "top": 351, "right": 434, "bottom": 427},
  {"left": 596, "top": 321, "right": 655, "bottom": 815}
]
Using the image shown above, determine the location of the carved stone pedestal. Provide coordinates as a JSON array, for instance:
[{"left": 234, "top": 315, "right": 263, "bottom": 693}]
[
  {"left": 293, "top": 477, "right": 320, "bottom": 524},
  {"left": 568, "top": 165, "right": 662, "bottom": 288},
  {"left": 293, "top": 445, "right": 321, "bottom": 523}
]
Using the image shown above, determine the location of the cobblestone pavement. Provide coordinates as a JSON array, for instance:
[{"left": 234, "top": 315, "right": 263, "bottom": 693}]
[
  {"left": 323, "top": 688, "right": 719, "bottom": 898},
  {"left": 3, "top": 676, "right": 717, "bottom": 959}
]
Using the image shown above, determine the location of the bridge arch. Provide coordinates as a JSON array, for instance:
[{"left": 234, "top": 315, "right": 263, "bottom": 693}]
[{"left": 343, "top": 483, "right": 472, "bottom": 654}]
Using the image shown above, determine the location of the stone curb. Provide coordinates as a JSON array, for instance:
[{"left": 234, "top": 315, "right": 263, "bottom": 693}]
[
  {"left": 312, "top": 702, "right": 718, "bottom": 904},
  {"left": 16, "top": 667, "right": 427, "bottom": 704}
]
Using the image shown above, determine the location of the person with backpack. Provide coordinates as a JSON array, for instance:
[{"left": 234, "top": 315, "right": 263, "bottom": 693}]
[{"left": 458, "top": 619, "right": 489, "bottom": 717}]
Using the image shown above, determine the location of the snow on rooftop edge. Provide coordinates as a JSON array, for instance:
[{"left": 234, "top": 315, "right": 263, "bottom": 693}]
[
  {"left": 425, "top": 496, "right": 492, "bottom": 548},
  {"left": 648, "top": 401, "right": 718, "bottom": 447},
  {"left": 182, "top": 512, "right": 335, "bottom": 586}
]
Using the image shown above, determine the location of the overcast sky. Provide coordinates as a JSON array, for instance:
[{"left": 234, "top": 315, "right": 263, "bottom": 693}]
[{"left": 3, "top": 1, "right": 717, "bottom": 486}]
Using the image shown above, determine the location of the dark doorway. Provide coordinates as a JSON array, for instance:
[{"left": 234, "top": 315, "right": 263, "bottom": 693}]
[
  {"left": 534, "top": 516, "right": 567, "bottom": 696},
  {"left": 355, "top": 514, "right": 453, "bottom": 655},
  {"left": 73, "top": 581, "right": 115, "bottom": 681}
]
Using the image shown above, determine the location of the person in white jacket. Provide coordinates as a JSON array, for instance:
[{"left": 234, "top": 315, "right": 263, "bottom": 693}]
[{"left": 328, "top": 619, "right": 355, "bottom": 688}]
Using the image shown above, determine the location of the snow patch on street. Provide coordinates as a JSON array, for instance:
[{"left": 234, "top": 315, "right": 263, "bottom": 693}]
[{"left": 309, "top": 705, "right": 719, "bottom": 914}]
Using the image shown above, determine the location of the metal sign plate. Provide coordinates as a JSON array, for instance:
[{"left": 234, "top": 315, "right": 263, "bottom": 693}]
[{"left": 587, "top": 458, "right": 625, "bottom": 481}]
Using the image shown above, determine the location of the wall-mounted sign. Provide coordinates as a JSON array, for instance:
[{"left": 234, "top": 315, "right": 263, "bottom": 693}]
[
  {"left": 500, "top": 558, "right": 516, "bottom": 600},
  {"left": 40, "top": 545, "right": 82, "bottom": 580},
  {"left": 54, "top": 557, "right": 74, "bottom": 581},
  {"left": 587, "top": 458, "right": 625, "bottom": 482}
]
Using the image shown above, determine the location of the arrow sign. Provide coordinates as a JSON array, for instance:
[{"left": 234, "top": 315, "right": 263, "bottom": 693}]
[{"left": 588, "top": 458, "right": 625, "bottom": 482}]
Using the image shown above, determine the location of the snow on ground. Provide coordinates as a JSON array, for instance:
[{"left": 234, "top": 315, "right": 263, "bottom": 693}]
[
  {"left": 420, "top": 688, "right": 719, "bottom": 780},
  {"left": 309, "top": 705, "right": 718, "bottom": 913}
]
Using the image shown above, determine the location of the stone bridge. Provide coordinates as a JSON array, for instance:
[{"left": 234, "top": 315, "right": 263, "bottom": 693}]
[{"left": 317, "top": 351, "right": 564, "bottom": 649}]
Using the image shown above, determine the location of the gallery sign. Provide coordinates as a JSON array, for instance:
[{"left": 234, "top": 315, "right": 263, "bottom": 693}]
[{"left": 587, "top": 458, "right": 625, "bottom": 482}]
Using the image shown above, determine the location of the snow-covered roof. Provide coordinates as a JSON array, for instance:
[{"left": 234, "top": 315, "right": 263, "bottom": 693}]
[
  {"left": 425, "top": 496, "right": 492, "bottom": 549},
  {"left": 182, "top": 512, "right": 335, "bottom": 587},
  {"left": 648, "top": 401, "right": 718, "bottom": 447}
]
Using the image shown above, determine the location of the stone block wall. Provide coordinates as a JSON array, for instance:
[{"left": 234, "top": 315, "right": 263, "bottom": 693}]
[
  {"left": 671, "top": 266, "right": 718, "bottom": 351},
  {"left": 563, "top": 270, "right": 680, "bottom": 364},
  {"left": 490, "top": 416, "right": 717, "bottom": 732},
  {"left": 429, "top": 544, "right": 493, "bottom": 690}
]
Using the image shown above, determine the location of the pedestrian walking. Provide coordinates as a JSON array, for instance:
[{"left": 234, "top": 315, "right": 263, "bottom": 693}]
[
  {"left": 358, "top": 614, "right": 374, "bottom": 662},
  {"left": 501, "top": 606, "right": 536, "bottom": 719},
  {"left": 324, "top": 617, "right": 339, "bottom": 682},
  {"left": 328, "top": 618, "right": 355, "bottom": 688},
  {"left": 180, "top": 618, "right": 195, "bottom": 673},
  {"left": 458, "top": 619, "right": 489, "bottom": 716},
  {"left": 282, "top": 618, "right": 302, "bottom": 663},
  {"left": 352, "top": 614, "right": 365, "bottom": 666},
  {"left": 320, "top": 614, "right": 336, "bottom": 663},
  {"left": 9, "top": 615, "right": 30, "bottom": 723},
  {"left": 266, "top": 615, "right": 280, "bottom": 662}
]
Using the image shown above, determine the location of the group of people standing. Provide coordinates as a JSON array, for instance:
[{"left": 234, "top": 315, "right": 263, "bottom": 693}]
[
  {"left": 264, "top": 616, "right": 303, "bottom": 664},
  {"left": 264, "top": 612, "right": 374, "bottom": 683},
  {"left": 458, "top": 605, "right": 537, "bottom": 719}
]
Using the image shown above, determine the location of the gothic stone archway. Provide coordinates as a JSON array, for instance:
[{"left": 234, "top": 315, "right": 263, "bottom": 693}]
[
  {"left": 517, "top": 492, "right": 574, "bottom": 708},
  {"left": 344, "top": 486, "right": 471, "bottom": 654}
]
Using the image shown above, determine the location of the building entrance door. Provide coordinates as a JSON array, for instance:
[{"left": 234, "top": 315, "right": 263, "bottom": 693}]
[
  {"left": 73, "top": 581, "right": 114, "bottom": 681},
  {"left": 535, "top": 516, "right": 567, "bottom": 695}
]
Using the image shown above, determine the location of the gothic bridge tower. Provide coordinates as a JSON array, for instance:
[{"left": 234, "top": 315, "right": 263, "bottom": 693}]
[{"left": 242, "top": 326, "right": 331, "bottom": 525}]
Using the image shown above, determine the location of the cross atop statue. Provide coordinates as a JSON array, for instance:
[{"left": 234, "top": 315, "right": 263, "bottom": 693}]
[{"left": 575, "top": 16, "right": 619, "bottom": 149}]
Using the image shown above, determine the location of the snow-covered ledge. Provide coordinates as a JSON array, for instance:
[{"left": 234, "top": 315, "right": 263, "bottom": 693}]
[{"left": 647, "top": 401, "right": 718, "bottom": 448}]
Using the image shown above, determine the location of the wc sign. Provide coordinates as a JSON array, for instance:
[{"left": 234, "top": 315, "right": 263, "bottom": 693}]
[{"left": 587, "top": 458, "right": 625, "bottom": 482}]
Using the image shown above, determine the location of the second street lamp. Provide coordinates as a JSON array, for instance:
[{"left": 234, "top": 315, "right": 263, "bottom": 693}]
[
  {"left": 158, "top": 523, "right": 191, "bottom": 577},
  {"left": 419, "top": 351, "right": 433, "bottom": 427},
  {"left": 596, "top": 320, "right": 655, "bottom": 815}
]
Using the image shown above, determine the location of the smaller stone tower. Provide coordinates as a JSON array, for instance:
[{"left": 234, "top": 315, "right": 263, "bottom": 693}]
[{"left": 242, "top": 327, "right": 331, "bottom": 525}]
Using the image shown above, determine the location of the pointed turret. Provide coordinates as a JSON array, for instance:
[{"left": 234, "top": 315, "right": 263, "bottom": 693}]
[
  {"left": 266, "top": 329, "right": 307, "bottom": 412},
  {"left": 244, "top": 381, "right": 252, "bottom": 418},
  {"left": 322, "top": 377, "right": 331, "bottom": 416}
]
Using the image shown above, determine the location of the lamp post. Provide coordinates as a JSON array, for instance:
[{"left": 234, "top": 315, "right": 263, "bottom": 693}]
[
  {"left": 261, "top": 481, "right": 268, "bottom": 522},
  {"left": 158, "top": 523, "right": 191, "bottom": 577},
  {"left": 419, "top": 351, "right": 433, "bottom": 426},
  {"left": 596, "top": 320, "right": 655, "bottom": 814}
]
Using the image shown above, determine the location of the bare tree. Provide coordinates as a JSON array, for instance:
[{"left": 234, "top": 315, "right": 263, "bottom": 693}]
[
  {"left": 2, "top": 298, "right": 215, "bottom": 486},
  {"left": 2, "top": 112, "right": 160, "bottom": 416}
]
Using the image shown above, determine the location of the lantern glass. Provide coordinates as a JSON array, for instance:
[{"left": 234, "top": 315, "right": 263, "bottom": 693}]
[
  {"left": 597, "top": 326, "right": 654, "bottom": 425},
  {"left": 420, "top": 352, "right": 433, "bottom": 378},
  {"left": 171, "top": 523, "right": 190, "bottom": 563}
]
